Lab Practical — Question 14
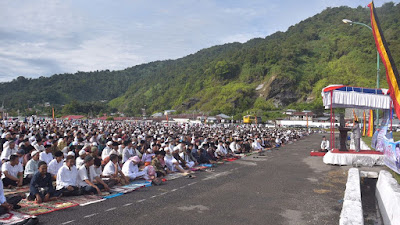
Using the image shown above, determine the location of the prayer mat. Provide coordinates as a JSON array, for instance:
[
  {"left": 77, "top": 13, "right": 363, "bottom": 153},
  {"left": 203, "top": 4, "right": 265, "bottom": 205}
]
[
  {"left": 164, "top": 173, "right": 185, "bottom": 181},
  {"left": 310, "top": 151, "right": 327, "bottom": 157},
  {"left": 16, "top": 199, "right": 78, "bottom": 216},
  {"left": 40, "top": 199, "right": 78, "bottom": 211},
  {"left": 110, "top": 187, "right": 135, "bottom": 194},
  {"left": 199, "top": 164, "right": 213, "bottom": 168},
  {"left": 128, "top": 180, "right": 152, "bottom": 187},
  {"left": 16, "top": 200, "right": 54, "bottom": 216},
  {"left": 122, "top": 183, "right": 146, "bottom": 190},
  {"left": 102, "top": 192, "right": 124, "bottom": 199},
  {"left": 67, "top": 195, "right": 105, "bottom": 206},
  {"left": 3, "top": 187, "right": 29, "bottom": 197},
  {"left": 0, "top": 210, "right": 32, "bottom": 224},
  {"left": 216, "top": 161, "right": 224, "bottom": 165}
]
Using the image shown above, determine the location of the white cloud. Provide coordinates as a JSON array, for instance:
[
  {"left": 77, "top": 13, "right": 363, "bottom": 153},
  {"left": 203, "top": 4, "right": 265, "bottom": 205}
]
[{"left": 0, "top": 0, "right": 399, "bottom": 82}]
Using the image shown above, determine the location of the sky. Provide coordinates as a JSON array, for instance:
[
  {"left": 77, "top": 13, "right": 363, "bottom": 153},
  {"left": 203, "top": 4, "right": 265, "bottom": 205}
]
[{"left": 0, "top": 0, "right": 399, "bottom": 82}]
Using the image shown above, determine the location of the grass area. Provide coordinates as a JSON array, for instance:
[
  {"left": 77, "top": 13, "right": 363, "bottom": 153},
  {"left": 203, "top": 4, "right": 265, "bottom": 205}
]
[{"left": 362, "top": 131, "right": 400, "bottom": 148}]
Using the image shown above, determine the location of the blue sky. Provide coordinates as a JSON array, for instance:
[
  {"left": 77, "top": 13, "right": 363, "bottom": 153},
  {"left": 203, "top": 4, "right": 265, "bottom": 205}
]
[{"left": 0, "top": 0, "right": 398, "bottom": 82}]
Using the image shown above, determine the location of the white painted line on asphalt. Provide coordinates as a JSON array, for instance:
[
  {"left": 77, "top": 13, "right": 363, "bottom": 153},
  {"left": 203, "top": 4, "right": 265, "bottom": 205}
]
[
  {"left": 61, "top": 220, "right": 75, "bottom": 225},
  {"left": 159, "top": 192, "right": 167, "bottom": 196},
  {"left": 84, "top": 213, "right": 98, "bottom": 218},
  {"left": 188, "top": 182, "right": 197, "bottom": 186},
  {"left": 123, "top": 203, "right": 133, "bottom": 207},
  {"left": 137, "top": 199, "right": 146, "bottom": 203},
  {"left": 105, "top": 207, "right": 117, "bottom": 212},
  {"left": 179, "top": 185, "right": 186, "bottom": 189},
  {"left": 150, "top": 195, "right": 157, "bottom": 198},
  {"left": 171, "top": 188, "right": 178, "bottom": 192}
]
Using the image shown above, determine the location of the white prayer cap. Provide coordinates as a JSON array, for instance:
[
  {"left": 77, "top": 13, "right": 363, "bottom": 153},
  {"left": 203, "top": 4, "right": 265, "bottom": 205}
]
[
  {"left": 67, "top": 151, "right": 75, "bottom": 156},
  {"left": 72, "top": 141, "right": 78, "bottom": 146},
  {"left": 173, "top": 146, "right": 180, "bottom": 152},
  {"left": 79, "top": 150, "right": 86, "bottom": 156},
  {"left": 117, "top": 138, "right": 122, "bottom": 142},
  {"left": 107, "top": 141, "right": 113, "bottom": 146},
  {"left": 31, "top": 150, "right": 39, "bottom": 157},
  {"left": 91, "top": 142, "right": 98, "bottom": 146}
]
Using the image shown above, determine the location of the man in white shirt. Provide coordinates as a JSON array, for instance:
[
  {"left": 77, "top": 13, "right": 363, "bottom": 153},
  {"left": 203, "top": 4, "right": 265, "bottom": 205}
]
[
  {"left": 39, "top": 144, "right": 54, "bottom": 164},
  {"left": 122, "top": 140, "right": 136, "bottom": 163},
  {"left": 56, "top": 155, "right": 80, "bottom": 196},
  {"left": 0, "top": 140, "right": 18, "bottom": 162},
  {"left": 215, "top": 141, "right": 227, "bottom": 158},
  {"left": 0, "top": 170, "right": 22, "bottom": 215},
  {"left": 122, "top": 156, "right": 148, "bottom": 180},
  {"left": 1, "top": 155, "right": 23, "bottom": 187},
  {"left": 24, "top": 150, "right": 40, "bottom": 183},
  {"left": 77, "top": 156, "right": 110, "bottom": 195},
  {"left": 101, "top": 141, "right": 115, "bottom": 160},
  {"left": 320, "top": 136, "right": 330, "bottom": 152},
  {"left": 102, "top": 154, "right": 129, "bottom": 185},
  {"left": 48, "top": 151, "right": 64, "bottom": 180},
  {"left": 32, "top": 138, "right": 45, "bottom": 152},
  {"left": 76, "top": 150, "right": 86, "bottom": 168}
]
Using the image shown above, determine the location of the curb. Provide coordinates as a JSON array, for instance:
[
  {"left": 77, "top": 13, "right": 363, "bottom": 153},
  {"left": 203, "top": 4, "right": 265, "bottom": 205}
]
[
  {"left": 376, "top": 170, "right": 400, "bottom": 225},
  {"left": 340, "top": 168, "right": 364, "bottom": 225}
]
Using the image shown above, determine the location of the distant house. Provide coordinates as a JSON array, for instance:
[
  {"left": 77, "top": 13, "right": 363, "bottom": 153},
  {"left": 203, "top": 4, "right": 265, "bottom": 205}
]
[
  {"left": 62, "top": 115, "right": 84, "bottom": 120},
  {"left": 151, "top": 112, "right": 163, "bottom": 117},
  {"left": 286, "top": 112, "right": 314, "bottom": 121},
  {"left": 283, "top": 109, "right": 296, "bottom": 115}
]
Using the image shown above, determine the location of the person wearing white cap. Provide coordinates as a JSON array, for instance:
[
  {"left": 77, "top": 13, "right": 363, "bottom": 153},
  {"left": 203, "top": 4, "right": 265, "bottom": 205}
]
[
  {"left": 24, "top": 151, "right": 40, "bottom": 183},
  {"left": 101, "top": 141, "right": 114, "bottom": 160},
  {"left": 76, "top": 150, "right": 87, "bottom": 168},
  {"left": 39, "top": 144, "right": 54, "bottom": 164},
  {"left": 122, "top": 140, "right": 136, "bottom": 164},
  {"left": 1, "top": 140, "right": 18, "bottom": 162},
  {"left": 122, "top": 156, "right": 148, "bottom": 180}
]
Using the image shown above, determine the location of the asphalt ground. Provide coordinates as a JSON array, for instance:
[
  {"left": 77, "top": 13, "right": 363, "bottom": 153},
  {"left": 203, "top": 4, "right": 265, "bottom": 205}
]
[{"left": 38, "top": 133, "right": 359, "bottom": 225}]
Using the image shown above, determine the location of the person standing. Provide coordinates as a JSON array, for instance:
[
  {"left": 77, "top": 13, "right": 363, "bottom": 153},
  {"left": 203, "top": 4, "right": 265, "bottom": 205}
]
[{"left": 352, "top": 120, "right": 361, "bottom": 152}]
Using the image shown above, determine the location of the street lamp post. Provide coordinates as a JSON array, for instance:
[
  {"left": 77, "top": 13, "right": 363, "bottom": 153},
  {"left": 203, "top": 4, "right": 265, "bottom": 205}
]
[{"left": 342, "top": 19, "right": 380, "bottom": 127}]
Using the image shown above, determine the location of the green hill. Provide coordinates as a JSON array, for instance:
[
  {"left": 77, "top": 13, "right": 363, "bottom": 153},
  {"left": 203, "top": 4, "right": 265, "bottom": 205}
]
[{"left": 1, "top": 3, "right": 400, "bottom": 118}]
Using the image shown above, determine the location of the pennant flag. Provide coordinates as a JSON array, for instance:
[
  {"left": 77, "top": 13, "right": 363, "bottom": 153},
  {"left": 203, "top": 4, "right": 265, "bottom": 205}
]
[
  {"left": 363, "top": 111, "right": 366, "bottom": 136},
  {"left": 368, "top": 109, "right": 374, "bottom": 137},
  {"left": 368, "top": 2, "right": 400, "bottom": 120},
  {"left": 353, "top": 109, "right": 358, "bottom": 123},
  {"left": 52, "top": 107, "right": 55, "bottom": 121}
]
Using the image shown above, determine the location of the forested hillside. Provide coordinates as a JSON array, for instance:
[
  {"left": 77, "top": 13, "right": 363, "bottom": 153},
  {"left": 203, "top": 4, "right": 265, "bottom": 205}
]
[{"left": 1, "top": 3, "right": 400, "bottom": 118}]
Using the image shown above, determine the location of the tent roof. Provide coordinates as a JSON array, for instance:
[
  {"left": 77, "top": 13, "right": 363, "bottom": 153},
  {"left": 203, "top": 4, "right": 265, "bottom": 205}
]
[{"left": 322, "top": 85, "right": 391, "bottom": 110}]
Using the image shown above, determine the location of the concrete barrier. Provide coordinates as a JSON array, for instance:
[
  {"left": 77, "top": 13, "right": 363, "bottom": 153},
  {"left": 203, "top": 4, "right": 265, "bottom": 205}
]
[
  {"left": 376, "top": 170, "right": 400, "bottom": 225},
  {"left": 340, "top": 168, "right": 364, "bottom": 225}
]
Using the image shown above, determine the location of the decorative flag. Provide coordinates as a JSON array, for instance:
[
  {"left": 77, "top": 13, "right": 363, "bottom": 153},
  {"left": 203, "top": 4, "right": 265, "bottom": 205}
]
[
  {"left": 52, "top": 108, "right": 55, "bottom": 121},
  {"left": 368, "top": 2, "right": 400, "bottom": 120},
  {"left": 368, "top": 109, "right": 374, "bottom": 137},
  {"left": 363, "top": 111, "right": 366, "bottom": 136},
  {"left": 353, "top": 109, "right": 358, "bottom": 126}
]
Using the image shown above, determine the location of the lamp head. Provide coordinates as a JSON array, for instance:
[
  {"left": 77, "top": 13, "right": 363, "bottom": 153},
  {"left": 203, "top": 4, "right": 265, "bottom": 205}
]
[{"left": 342, "top": 19, "right": 353, "bottom": 24}]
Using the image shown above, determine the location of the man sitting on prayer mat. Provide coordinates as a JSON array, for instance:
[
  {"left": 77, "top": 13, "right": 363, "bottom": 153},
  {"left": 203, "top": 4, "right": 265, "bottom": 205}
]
[
  {"left": 28, "top": 161, "right": 61, "bottom": 203},
  {"left": 0, "top": 170, "right": 22, "bottom": 215},
  {"left": 77, "top": 155, "right": 110, "bottom": 195},
  {"left": 103, "top": 154, "right": 129, "bottom": 185},
  {"left": 56, "top": 155, "right": 81, "bottom": 196},
  {"left": 320, "top": 136, "right": 330, "bottom": 152},
  {"left": 1, "top": 154, "right": 23, "bottom": 188}
]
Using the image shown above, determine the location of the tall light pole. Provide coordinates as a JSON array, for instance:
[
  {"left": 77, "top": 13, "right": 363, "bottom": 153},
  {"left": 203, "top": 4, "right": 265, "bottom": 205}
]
[{"left": 342, "top": 19, "right": 380, "bottom": 127}]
